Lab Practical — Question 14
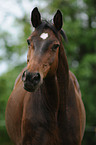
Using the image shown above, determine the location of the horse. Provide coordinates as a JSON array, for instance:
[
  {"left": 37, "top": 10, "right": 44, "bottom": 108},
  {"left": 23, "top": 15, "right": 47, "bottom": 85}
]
[{"left": 5, "top": 7, "right": 86, "bottom": 145}]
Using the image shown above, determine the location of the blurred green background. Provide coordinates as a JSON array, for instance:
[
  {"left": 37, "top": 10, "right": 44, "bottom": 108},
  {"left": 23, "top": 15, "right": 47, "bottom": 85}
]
[{"left": 0, "top": 0, "right": 96, "bottom": 145}]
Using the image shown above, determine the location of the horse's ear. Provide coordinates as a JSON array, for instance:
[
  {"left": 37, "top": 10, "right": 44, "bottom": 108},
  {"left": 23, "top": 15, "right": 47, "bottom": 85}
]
[
  {"left": 53, "top": 10, "right": 63, "bottom": 31},
  {"left": 31, "top": 7, "right": 41, "bottom": 28}
]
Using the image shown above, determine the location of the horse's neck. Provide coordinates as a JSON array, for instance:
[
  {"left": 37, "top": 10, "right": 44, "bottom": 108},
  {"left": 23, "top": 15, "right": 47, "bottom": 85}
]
[
  {"left": 40, "top": 76, "right": 59, "bottom": 115},
  {"left": 57, "top": 42, "right": 69, "bottom": 110}
]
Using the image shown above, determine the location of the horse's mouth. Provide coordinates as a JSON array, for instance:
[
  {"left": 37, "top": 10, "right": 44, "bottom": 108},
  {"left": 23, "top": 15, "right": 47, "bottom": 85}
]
[
  {"left": 23, "top": 81, "right": 39, "bottom": 92},
  {"left": 22, "top": 70, "right": 43, "bottom": 92}
]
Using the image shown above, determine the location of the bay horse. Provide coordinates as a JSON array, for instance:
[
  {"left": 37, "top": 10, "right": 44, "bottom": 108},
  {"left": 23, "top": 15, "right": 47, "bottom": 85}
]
[{"left": 5, "top": 7, "right": 86, "bottom": 145}]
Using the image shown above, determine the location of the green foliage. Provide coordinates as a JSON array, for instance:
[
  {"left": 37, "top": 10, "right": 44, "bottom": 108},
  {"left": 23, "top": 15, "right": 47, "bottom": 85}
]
[{"left": 0, "top": 126, "right": 13, "bottom": 145}]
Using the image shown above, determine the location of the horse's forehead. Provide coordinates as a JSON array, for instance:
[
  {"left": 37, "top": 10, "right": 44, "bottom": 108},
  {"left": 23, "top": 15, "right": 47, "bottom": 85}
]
[
  {"left": 28, "top": 28, "right": 59, "bottom": 54},
  {"left": 30, "top": 29, "right": 56, "bottom": 45},
  {"left": 32, "top": 27, "right": 56, "bottom": 39},
  {"left": 40, "top": 33, "right": 49, "bottom": 40}
]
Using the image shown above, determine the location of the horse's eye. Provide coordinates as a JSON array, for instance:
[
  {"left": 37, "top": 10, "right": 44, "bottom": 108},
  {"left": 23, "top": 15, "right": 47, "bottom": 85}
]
[
  {"left": 27, "top": 39, "right": 31, "bottom": 46},
  {"left": 52, "top": 44, "right": 60, "bottom": 51},
  {"left": 27, "top": 59, "right": 29, "bottom": 64}
]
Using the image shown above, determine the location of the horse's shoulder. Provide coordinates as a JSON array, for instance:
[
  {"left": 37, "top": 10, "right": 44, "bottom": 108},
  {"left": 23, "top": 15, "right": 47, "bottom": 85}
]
[
  {"left": 13, "top": 67, "right": 27, "bottom": 90},
  {"left": 69, "top": 70, "right": 81, "bottom": 97}
]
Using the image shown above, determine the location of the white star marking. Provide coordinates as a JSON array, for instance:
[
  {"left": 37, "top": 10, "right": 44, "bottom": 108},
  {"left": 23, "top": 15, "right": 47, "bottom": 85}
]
[{"left": 40, "top": 33, "right": 49, "bottom": 40}]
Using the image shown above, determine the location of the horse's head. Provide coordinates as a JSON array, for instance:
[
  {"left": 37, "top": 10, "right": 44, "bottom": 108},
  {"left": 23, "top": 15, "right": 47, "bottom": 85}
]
[{"left": 22, "top": 7, "right": 65, "bottom": 92}]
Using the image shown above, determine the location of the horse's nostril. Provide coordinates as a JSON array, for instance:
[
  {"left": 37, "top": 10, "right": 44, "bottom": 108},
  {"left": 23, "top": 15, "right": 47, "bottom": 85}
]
[
  {"left": 22, "top": 71, "right": 41, "bottom": 87},
  {"left": 32, "top": 73, "right": 40, "bottom": 82},
  {"left": 22, "top": 71, "right": 27, "bottom": 82}
]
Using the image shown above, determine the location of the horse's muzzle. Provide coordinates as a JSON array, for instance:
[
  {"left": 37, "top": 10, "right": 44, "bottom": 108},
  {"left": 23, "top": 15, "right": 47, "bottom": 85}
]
[{"left": 22, "top": 70, "right": 41, "bottom": 92}]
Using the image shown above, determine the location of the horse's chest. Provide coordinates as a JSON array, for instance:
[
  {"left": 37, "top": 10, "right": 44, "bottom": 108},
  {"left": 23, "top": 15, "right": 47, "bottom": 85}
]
[
  {"left": 21, "top": 95, "right": 60, "bottom": 144},
  {"left": 21, "top": 115, "right": 59, "bottom": 145}
]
